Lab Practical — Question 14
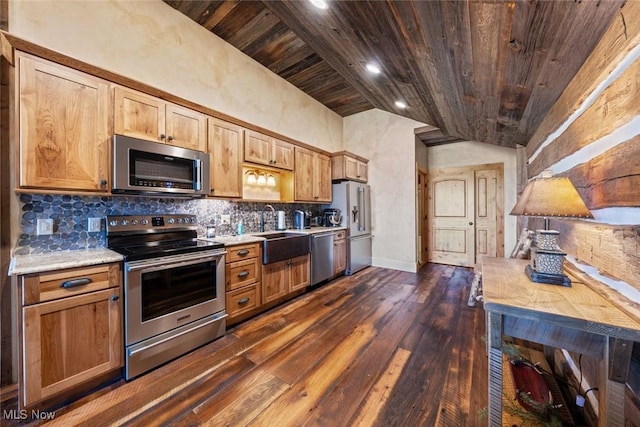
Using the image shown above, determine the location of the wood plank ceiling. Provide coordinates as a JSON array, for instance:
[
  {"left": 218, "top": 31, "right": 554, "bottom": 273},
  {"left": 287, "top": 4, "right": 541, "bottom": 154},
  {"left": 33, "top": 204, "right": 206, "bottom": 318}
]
[{"left": 164, "top": 0, "right": 624, "bottom": 148}]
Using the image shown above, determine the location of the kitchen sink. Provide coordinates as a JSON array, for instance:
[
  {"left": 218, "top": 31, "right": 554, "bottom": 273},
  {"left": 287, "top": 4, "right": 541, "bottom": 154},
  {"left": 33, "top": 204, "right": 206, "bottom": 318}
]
[{"left": 261, "top": 232, "right": 310, "bottom": 264}]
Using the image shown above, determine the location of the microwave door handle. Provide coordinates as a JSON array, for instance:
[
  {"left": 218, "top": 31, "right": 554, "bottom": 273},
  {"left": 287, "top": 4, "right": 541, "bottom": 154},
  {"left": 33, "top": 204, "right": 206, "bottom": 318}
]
[{"left": 194, "top": 159, "right": 202, "bottom": 191}]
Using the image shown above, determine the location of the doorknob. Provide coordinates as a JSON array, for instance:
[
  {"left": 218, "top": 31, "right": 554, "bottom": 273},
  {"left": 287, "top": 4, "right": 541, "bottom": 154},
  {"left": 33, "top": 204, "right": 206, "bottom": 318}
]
[{"left": 469, "top": 222, "right": 474, "bottom": 225}]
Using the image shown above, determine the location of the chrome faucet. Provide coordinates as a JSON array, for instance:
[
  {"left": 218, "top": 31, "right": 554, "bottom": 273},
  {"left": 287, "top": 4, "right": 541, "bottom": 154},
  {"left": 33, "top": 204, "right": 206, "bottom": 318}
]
[{"left": 260, "top": 204, "right": 276, "bottom": 232}]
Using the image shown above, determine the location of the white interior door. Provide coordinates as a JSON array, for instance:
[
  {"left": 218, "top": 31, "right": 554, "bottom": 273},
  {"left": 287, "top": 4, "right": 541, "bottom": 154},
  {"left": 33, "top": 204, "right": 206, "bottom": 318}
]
[{"left": 428, "top": 170, "right": 475, "bottom": 266}]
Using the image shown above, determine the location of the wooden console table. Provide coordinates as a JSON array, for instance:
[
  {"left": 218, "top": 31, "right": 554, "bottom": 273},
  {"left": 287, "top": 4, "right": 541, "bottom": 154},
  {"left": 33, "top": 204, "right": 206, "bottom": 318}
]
[{"left": 482, "top": 256, "right": 640, "bottom": 426}]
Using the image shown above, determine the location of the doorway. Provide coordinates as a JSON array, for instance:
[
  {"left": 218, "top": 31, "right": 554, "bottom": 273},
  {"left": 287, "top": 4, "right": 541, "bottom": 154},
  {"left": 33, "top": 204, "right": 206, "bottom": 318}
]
[
  {"left": 427, "top": 163, "right": 504, "bottom": 267},
  {"left": 417, "top": 169, "right": 428, "bottom": 265}
]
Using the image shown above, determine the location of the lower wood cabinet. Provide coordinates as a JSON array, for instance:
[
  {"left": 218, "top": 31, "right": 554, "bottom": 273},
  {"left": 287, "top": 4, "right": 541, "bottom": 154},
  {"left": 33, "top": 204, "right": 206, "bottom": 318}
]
[
  {"left": 262, "top": 254, "right": 310, "bottom": 304},
  {"left": 19, "top": 263, "right": 123, "bottom": 408},
  {"left": 333, "top": 230, "right": 347, "bottom": 275},
  {"left": 225, "top": 243, "right": 262, "bottom": 322}
]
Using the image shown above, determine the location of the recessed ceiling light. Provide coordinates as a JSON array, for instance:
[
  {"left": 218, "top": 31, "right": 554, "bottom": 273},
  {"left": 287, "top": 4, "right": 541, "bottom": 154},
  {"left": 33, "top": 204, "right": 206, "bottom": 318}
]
[
  {"left": 395, "top": 101, "right": 407, "bottom": 109},
  {"left": 366, "top": 63, "right": 381, "bottom": 74},
  {"left": 309, "top": 0, "right": 328, "bottom": 10}
]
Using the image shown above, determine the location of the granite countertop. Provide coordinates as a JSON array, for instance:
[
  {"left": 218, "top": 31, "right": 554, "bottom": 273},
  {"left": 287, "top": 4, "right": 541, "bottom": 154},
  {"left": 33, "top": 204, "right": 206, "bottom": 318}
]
[
  {"left": 9, "top": 248, "right": 124, "bottom": 276},
  {"left": 9, "top": 227, "right": 349, "bottom": 275},
  {"left": 203, "top": 227, "right": 347, "bottom": 245}
]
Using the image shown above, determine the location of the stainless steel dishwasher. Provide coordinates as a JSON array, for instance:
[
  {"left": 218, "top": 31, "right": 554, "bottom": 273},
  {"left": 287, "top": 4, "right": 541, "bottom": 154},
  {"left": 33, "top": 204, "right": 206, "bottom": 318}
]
[{"left": 311, "top": 232, "right": 334, "bottom": 285}]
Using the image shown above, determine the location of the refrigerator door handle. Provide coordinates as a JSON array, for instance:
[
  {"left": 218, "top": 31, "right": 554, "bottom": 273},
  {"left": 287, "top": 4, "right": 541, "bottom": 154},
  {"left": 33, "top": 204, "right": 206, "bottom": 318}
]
[
  {"left": 361, "top": 188, "right": 366, "bottom": 231},
  {"left": 357, "top": 187, "right": 363, "bottom": 232}
]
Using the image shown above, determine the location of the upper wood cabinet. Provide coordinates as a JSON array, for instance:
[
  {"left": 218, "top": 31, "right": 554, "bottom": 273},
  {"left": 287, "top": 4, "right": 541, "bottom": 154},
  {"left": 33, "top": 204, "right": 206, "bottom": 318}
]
[
  {"left": 294, "top": 147, "right": 332, "bottom": 202},
  {"left": 208, "top": 117, "right": 243, "bottom": 198},
  {"left": 244, "top": 130, "right": 294, "bottom": 170},
  {"left": 331, "top": 151, "right": 369, "bottom": 183},
  {"left": 18, "top": 53, "right": 110, "bottom": 192},
  {"left": 114, "top": 86, "right": 206, "bottom": 151}
]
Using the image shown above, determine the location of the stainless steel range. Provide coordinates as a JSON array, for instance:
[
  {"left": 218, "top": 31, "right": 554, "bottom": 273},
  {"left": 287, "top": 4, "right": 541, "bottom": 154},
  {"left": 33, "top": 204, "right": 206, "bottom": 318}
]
[{"left": 106, "top": 214, "right": 226, "bottom": 380}]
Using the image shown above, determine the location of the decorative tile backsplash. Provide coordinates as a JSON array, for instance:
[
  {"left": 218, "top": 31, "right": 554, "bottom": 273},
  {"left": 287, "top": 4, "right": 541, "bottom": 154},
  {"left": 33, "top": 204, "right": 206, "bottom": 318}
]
[{"left": 15, "top": 193, "right": 321, "bottom": 255}]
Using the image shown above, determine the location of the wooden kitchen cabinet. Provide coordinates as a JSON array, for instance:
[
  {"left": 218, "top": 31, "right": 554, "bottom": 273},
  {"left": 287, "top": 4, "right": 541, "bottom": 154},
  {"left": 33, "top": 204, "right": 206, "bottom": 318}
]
[
  {"left": 331, "top": 151, "right": 369, "bottom": 183},
  {"left": 18, "top": 52, "right": 110, "bottom": 192},
  {"left": 333, "top": 230, "right": 347, "bottom": 275},
  {"left": 294, "top": 147, "right": 332, "bottom": 202},
  {"left": 244, "top": 130, "right": 294, "bottom": 170},
  {"left": 208, "top": 117, "right": 243, "bottom": 198},
  {"left": 225, "top": 243, "right": 262, "bottom": 322},
  {"left": 114, "top": 86, "right": 206, "bottom": 151},
  {"left": 262, "top": 254, "right": 310, "bottom": 304},
  {"left": 19, "top": 263, "right": 122, "bottom": 409}
]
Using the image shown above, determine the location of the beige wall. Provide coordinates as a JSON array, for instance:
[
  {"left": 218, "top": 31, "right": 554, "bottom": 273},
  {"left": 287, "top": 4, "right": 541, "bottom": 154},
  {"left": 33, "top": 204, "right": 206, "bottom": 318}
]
[
  {"left": 344, "top": 109, "right": 427, "bottom": 273},
  {"left": 427, "top": 141, "right": 518, "bottom": 253},
  {"left": 9, "top": 0, "right": 343, "bottom": 152}
]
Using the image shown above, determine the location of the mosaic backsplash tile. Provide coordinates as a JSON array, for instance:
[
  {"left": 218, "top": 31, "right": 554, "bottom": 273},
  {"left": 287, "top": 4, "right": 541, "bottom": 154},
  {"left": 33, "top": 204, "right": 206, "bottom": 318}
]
[{"left": 16, "top": 193, "right": 322, "bottom": 255}]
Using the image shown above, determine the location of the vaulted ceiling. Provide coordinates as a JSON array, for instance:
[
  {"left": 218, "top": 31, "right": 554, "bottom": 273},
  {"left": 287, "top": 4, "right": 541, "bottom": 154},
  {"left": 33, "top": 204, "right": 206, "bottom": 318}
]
[{"left": 164, "top": 0, "right": 624, "bottom": 148}]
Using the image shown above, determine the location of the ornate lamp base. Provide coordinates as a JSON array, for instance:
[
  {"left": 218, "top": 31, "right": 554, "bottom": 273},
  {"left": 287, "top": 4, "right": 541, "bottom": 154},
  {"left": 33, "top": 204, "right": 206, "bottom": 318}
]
[{"left": 525, "top": 264, "right": 571, "bottom": 287}]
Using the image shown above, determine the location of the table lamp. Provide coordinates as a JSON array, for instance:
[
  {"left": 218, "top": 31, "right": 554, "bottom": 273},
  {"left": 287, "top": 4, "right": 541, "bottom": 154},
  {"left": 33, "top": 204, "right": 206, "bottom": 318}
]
[{"left": 510, "top": 170, "right": 593, "bottom": 286}]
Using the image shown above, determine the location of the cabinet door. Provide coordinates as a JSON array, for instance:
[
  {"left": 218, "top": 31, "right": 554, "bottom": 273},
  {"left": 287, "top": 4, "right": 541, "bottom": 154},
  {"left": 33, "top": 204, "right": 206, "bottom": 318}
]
[
  {"left": 314, "top": 153, "right": 332, "bottom": 202},
  {"left": 289, "top": 255, "right": 310, "bottom": 292},
  {"left": 208, "top": 117, "right": 243, "bottom": 198},
  {"left": 19, "top": 54, "right": 110, "bottom": 192},
  {"left": 294, "top": 147, "right": 314, "bottom": 201},
  {"left": 344, "top": 156, "right": 359, "bottom": 180},
  {"left": 114, "top": 86, "right": 165, "bottom": 143},
  {"left": 244, "top": 130, "right": 272, "bottom": 167},
  {"left": 334, "top": 238, "right": 347, "bottom": 275},
  {"left": 22, "top": 288, "right": 122, "bottom": 407},
  {"left": 165, "top": 103, "right": 207, "bottom": 151},
  {"left": 262, "top": 260, "right": 289, "bottom": 304},
  {"left": 356, "top": 161, "right": 368, "bottom": 182},
  {"left": 272, "top": 138, "right": 294, "bottom": 170}
]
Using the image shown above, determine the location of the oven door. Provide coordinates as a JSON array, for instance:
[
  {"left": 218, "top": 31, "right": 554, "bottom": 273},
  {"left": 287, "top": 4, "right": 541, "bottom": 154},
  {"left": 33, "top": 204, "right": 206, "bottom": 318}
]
[{"left": 124, "top": 250, "right": 226, "bottom": 346}]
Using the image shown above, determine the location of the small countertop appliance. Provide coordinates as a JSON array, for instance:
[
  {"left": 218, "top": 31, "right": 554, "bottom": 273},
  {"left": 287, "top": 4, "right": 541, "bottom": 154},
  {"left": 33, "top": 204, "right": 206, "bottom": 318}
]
[
  {"left": 323, "top": 208, "right": 342, "bottom": 227},
  {"left": 294, "top": 210, "right": 310, "bottom": 229}
]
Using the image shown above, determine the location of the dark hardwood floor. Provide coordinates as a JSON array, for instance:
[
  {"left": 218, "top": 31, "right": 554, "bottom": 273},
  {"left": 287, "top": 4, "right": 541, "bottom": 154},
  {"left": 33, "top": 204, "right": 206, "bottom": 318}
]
[{"left": 1, "top": 263, "right": 488, "bottom": 426}]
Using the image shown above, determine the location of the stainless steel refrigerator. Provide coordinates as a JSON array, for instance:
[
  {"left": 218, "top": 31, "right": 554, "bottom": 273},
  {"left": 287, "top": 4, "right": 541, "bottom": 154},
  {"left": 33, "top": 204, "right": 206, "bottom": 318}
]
[{"left": 330, "top": 181, "right": 372, "bottom": 275}]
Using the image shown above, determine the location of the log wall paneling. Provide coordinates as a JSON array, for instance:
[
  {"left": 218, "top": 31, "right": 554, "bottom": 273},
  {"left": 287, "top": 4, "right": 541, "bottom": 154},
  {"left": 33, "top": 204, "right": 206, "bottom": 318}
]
[
  {"left": 561, "top": 135, "right": 640, "bottom": 209},
  {"left": 526, "top": 0, "right": 640, "bottom": 157},
  {"left": 534, "top": 218, "right": 640, "bottom": 295},
  {"left": 529, "top": 56, "right": 640, "bottom": 177}
]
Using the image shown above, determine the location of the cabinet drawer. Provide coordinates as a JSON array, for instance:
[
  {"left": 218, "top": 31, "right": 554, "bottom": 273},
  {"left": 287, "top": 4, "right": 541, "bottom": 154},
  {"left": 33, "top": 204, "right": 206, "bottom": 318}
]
[
  {"left": 22, "top": 263, "right": 121, "bottom": 305},
  {"left": 226, "top": 243, "right": 260, "bottom": 262},
  {"left": 334, "top": 230, "right": 347, "bottom": 240},
  {"left": 226, "top": 285, "right": 259, "bottom": 318},
  {"left": 226, "top": 258, "right": 260, "bottom": 291}
]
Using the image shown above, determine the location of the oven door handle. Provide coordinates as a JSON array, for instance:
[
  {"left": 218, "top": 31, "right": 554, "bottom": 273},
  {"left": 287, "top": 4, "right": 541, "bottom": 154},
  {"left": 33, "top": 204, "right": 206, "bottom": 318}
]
[{"left": 126, "top": 251, "right": 225, "bottom": 273}]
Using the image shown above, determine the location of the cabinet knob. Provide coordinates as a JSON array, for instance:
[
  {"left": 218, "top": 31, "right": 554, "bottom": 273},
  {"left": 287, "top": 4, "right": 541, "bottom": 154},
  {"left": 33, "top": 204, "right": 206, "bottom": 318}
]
[
  {"left": 99, "top": 179, "right": 107, "bottom": 187},
  {"left": 160, "top": 134, "right": 166, "bottom": 140},
  {"left": 111, "top": 295, "right": 119, "bottom": 301},
  {"left": 167, "top": 135, "right": 174, "bottom": 142}
]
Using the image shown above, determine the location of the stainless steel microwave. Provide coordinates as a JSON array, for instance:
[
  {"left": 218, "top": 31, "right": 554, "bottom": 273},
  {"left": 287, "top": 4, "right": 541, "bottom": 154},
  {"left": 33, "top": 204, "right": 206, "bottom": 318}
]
[{"left": 112, "top": 134, "right": 211, "bottom": 197}]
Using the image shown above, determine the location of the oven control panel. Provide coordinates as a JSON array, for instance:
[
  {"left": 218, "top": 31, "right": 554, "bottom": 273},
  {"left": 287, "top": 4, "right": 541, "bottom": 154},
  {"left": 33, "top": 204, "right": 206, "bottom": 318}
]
[{"left": 106, "top": 214, "right": 198, "bottom": 234}]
